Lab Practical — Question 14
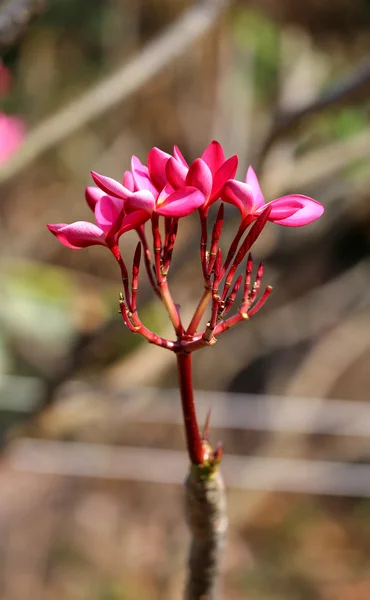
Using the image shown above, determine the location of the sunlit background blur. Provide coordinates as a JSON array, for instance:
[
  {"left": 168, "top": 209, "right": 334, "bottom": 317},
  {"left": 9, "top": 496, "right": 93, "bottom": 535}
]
[{"left": 1, "top": 1, "right": 370, "bottom": 599}]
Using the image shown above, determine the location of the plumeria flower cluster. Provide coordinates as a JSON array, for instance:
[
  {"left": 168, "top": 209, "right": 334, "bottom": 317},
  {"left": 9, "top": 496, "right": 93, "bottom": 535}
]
[
  {"left": 48, "top": 141, "right": 324, "bottom": 467},
  {"left": 0, "top": 62, "right": 26, "bottom": 163}
]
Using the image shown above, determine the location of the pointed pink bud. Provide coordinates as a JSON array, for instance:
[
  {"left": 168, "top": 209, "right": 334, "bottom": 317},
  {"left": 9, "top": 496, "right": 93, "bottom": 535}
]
[
  {"left": 186, "top": 158, "right": 212, "bottom": 198},
  {"left": 85, "top": 186, "right": 106, "bottom": 211},
  {"left": 210, "top": 154, "right": 238, "bottom": 202},
  {"left": 201, "top": 140, "right": 225, "bottom": 175},
  {"left": 166, "top": 156, "right": 188, "bottom": 189},
  {"left": 245, "top": 166, "right": 265, "bottom": 208},
  {"left": 269, "top": 195, "right": 325, "bottom": 226},
  {"left": 156, "top": 186, "right": 205, "bottom": 217},
  {"left": 91, "top": 171, "right": 130, "bottom": 199},
  {"left": 147, "top": 147, "right": 171, "bottom": 190},
  {"left": 47, "top": 222, "right": 106, "bottom": 249},
  {"left": 222, "top": 180, "right": 255, "bottom": 218}
]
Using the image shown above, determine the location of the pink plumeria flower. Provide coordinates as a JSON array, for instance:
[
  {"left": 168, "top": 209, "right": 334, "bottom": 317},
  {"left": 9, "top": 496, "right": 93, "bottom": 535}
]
[
  {"left": 91, "top": 149, "right": 205, "bottom": 219},
  {"left": 222, "top": 166, "right": 324, "bottom": 227},
  {"left": 165, "top": 140, "right": 238, "bottom": 215},
  {"left": 0, "top": 113, "right": 26, "bottom": 163},
  {"left": 47, "top": 191, "right": 145, "bottom": 250}
]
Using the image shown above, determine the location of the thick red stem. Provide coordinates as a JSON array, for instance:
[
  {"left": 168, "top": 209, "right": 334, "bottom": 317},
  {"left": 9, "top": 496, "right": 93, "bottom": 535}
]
[{"left": 177, "top": 352, "right": 204, "bottom": 465}]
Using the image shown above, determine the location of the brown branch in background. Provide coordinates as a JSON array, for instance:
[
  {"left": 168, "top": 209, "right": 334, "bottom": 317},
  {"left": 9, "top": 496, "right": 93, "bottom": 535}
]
[
  {"left": 257, "top": 57, "right": 370, "bottom": 169},
  {"left": 0, "top": 0, "right": 232, "bottom": 185},
  {"left": 0, "top": 0, "right": 47, "bottom": 50},
  {"left": 184, "top": 467, "right": 227, "bottom": 600}
]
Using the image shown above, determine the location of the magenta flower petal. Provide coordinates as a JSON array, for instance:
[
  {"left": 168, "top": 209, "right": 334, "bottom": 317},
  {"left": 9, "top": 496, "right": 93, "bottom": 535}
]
[
  {"left": 125, "top": 190, "right": 156, "bottom": 214},
  {"left": 0, "top": 113, "right": 26, "bottom": 163},
  {"left": 201, "top": 140, "right": 225, "bottom": 175},
  {"left": 131, "top": 156, "right": 158, "bottom": 196},
  {"left": 123, "top": 170, "right": 135, "bottom": 191},
  {"left": 245, "top": 166, "right": 265, "bottom": 208},
  {"left": 211, "top": 154, "right": 238, "bottom": 201},
  {"left": 186, "top": 158, "right": 212, "bottom": 198},
  {"left": 85, "top": 186, "right": 106, "bottom": 211},
  {"left": 222, "top": 180, "right": 255, "bottom": 217},
  {"left": 173, "top": 145, "right": 188, "bottom": 167},
  {"left": 271, "top": 195, "right": 325, "bottom": 227},
  {"left": 91, "top": 171, "right": 130, "bottom": 199},
  {"left": 119, "top": 209, "right": 150, "bottom": 234},
  {"left": 47, "top": 222, "right": 106, "bottom": 249},
  {"left": 255, "top": 198, "right": 303, "bottom": 221},
  {"left": 94, "top": 195, "right": 124, "bottom": 234},
  {"left": 156, "top": 186, "right": 205, "bottom": 217},
  {"left": 166, "top": 156, "right": 188, "bottom": 189},
  {"left": 148, "top": 147, "right": 171, "bottom": 190}
]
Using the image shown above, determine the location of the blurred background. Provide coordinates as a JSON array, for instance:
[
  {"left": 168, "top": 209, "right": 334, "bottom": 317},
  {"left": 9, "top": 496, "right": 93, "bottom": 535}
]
[{"left": 1, "top": 0, "right": 370, "bottom": 598}]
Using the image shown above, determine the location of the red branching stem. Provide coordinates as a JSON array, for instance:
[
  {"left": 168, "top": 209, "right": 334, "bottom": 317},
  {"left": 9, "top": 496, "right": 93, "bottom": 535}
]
[
  {"left": 214, "top": 312, "right": 247, "bottom": 335},
  {"left": 249, "top": 261, "right": 264, "bottom": 304},
  {"left": 137, "top": 225, "right": 160, "bottom": 298},
  {"left": 223, "top": 274, "right": 243, "bottom": 317},
  {"left": 203, "top": 249, "right": 222, "bottom": 341},
  {"left": 243, "top": 253, "right": 253, "bottom": 303},
  {"left": 160, "top": 280, "right": 183, "bottom": 336},
  {"left": 248, "top": 285, "right": 273, "bottom": 317},
  {"left": 221, "top": 212, "right": 256, "bottom": 277},
  {"left": 207, "top": 203, "right": 224, "bottom": 277},
  {"left": 151, "top": 214, "right": 163, "bottom": 284},
  {"left": 131, "top": 242, "right": 141, "bottom": 312},
  {"left": 119, "top": 297, "right": 176, "bottom": 349},
  {"left": 163, "top": 218, "right": 178, "bottom": 274},
  {"left": 181, "top": 334, "right": 215, "bottom": 354},
  {"left": 111, "top": 245, "right": 132, "bottom": 311},
  {"left": 221, "top": 220, "right": 246, "bottom": 276},
  {"left": 119, "top": 294, "right": 137, "bottom": 332},
  {"left": 200, "top": 214, "right": 208, "bottom": 279},
  {"left": 176, "top": 352, "right": 204, "bottom": 465},
  {"left": 221, "top": 207, "right": 272, "bottom": 301},
  {"left": 164, "top": 217, "right": 173, "bottom": 251},
  {"left": 150, "top": 215, "right": 182, "bottom": 336},
  {"left": 186, "top": 287, "right": 212, "bottom": 336}
]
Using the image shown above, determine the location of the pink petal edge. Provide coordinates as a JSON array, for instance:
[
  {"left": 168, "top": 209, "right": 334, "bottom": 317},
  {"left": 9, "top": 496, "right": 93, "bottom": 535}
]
[
  {"left": 47, "top": 222, "right": 106, "bottom": 249},
  {"left": 91, "top": 171, "right": 130, "bottom": 199},
  {"left": 245, "top": 166, "right": 265, "bottom": 208}
]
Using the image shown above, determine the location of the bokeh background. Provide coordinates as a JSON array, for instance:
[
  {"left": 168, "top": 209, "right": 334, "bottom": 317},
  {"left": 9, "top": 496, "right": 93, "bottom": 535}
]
[{"left": 1, "top": 0, "right": 370, "bottom": 599}]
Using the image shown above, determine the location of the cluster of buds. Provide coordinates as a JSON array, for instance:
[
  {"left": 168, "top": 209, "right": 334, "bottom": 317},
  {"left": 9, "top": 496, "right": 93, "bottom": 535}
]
[{"left": 48, "top": 141, "right": 324, "bottom": 467}]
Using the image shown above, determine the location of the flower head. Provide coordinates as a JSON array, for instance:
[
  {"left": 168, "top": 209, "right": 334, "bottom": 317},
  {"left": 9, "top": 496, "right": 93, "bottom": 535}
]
[{"left": 222, "top": 166, "right": 324, "bottom": 227}]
